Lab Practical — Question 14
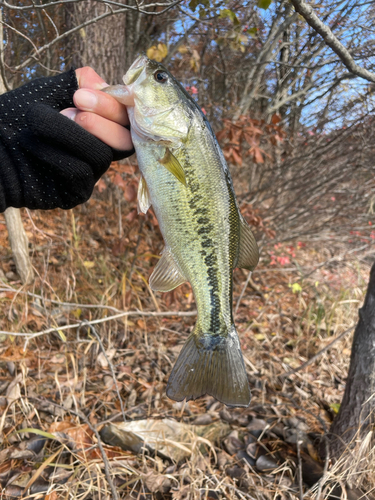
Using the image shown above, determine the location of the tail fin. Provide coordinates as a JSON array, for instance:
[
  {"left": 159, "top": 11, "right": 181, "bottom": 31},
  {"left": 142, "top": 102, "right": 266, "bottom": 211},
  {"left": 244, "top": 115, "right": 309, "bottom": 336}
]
[{"left": 166, "top": 326, "right": 251, "bottom": 408}]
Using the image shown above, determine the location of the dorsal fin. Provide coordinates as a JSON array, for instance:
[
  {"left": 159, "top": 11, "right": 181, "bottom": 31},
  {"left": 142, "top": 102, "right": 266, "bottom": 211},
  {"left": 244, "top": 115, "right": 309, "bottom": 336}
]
[
  {"left": 236, "top": 216, "right": 259, "bottom": 271},
  {"left": 149, "top": 248, "right": 187, "bottom": 292}
]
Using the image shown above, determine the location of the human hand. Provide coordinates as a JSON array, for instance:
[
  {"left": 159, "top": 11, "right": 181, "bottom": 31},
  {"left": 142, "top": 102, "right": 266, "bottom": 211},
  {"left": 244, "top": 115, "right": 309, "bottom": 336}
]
[{"left": 60, "top": 67, "right": 133, "bottom": 151}]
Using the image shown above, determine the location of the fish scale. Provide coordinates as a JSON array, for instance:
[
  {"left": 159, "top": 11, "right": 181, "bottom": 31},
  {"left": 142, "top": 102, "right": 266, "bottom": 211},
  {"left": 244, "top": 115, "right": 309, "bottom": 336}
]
[{"left": 104, "top": 55, "right": 259, "bottom": 407}]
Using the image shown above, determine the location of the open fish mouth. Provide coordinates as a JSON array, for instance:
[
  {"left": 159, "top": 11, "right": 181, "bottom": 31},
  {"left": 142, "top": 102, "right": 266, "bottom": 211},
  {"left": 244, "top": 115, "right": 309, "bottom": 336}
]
[
  {"left": 123, "top": 55, "right": 148, "bottom": 85},
  {"left": 102, "top": 55, "right": 149, "bottom": 105}
]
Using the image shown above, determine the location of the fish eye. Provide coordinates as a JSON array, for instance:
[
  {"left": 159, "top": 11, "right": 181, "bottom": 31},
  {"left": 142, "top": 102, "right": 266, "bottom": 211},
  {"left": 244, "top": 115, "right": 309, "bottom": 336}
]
[{"left": 154, "top": 71, "right": 168, "bottom": 83}]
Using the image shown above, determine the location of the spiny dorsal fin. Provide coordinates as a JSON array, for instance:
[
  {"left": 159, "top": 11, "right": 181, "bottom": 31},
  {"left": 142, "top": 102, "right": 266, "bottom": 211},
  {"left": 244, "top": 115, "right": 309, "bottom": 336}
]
[
  {"left": 236, "top": 216, "right": 259, "bottom": 271},
  {"left": 158, "top": 148, "right": 186, "bottom": 186},
  {"left": 149, "top": 248, "right": 187, "bottom": 292},
  {"left": 137, "top": 175, "right": 151, "bottom": 214}
]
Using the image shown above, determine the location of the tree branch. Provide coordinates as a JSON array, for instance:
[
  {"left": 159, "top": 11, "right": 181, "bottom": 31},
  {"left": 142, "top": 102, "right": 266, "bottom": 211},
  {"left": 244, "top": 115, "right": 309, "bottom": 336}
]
[{"left": 290, "top": 0, "right": 375, "bottom": 83}]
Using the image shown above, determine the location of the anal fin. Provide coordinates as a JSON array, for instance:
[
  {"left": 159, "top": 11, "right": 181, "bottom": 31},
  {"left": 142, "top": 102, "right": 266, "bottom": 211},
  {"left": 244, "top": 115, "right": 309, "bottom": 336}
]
[
  {"left": 149, "top": 248, "right": 186, "bottom": 292},
  {"left": 166, "top": 326, "right": 251, "bottom": 408},
  {"left": 237, "top": 216, "right": 259, "bottom": 271}
]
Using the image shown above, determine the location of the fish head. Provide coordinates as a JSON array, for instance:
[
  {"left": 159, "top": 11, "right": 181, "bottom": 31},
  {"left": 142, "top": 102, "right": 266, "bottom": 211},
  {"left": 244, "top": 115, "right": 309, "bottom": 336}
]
[
  {"left": 125, "top": 56, "right": 195, "bottom": 144},
  {"left": 104, "top": 56, "right": 196, "bottom": 144}
]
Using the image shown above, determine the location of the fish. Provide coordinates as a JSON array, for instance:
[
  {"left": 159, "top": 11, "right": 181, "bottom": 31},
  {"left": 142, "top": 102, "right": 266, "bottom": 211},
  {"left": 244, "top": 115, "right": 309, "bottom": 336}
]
[{"left": 104, "top": 55, "right": 259, "bottom": 407}]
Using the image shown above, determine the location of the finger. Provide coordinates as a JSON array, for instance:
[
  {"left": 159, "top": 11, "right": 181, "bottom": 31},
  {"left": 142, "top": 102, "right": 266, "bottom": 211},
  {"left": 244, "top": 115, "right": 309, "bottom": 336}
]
[
  {"left": 75, "top": 67, "right": 108, "bottom": 91},
  {"left": 73, "top": 88, "right": 129, "bottom": 126},
  {"left": 65, "top": 110, "right": 133, "bottom": 151},
  {"left": 60, "top": 108, "right": 78, "bottom": 120}
]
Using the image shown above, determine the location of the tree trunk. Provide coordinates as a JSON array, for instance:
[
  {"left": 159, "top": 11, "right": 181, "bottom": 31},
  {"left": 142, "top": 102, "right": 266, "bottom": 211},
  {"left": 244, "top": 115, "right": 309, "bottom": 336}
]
[
  {"left": 330, "top": 262, "right": 375, "bottom": 456},
  {"left": 3, "top": 208, "right": 34, "bottom": 285},
  {"left": 0, "top": 11, "right": 34, "bottom": 286}
]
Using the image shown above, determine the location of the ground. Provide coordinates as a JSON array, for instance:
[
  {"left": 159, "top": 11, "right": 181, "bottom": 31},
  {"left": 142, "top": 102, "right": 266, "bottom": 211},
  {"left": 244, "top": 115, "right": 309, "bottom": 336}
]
[{"left": 0, "top": 160, "right": 374, "bottom": 500}]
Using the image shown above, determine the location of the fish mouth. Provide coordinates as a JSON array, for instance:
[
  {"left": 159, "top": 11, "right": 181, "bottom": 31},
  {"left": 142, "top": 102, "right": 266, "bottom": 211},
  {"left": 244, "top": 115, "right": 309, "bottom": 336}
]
[{"left": 123, "top": 55, "right": 148, "bottom": 85}]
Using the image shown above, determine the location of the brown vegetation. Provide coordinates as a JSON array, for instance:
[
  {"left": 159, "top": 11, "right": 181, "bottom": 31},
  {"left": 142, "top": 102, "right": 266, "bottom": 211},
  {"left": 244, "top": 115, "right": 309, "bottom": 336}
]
[{"left": 1, "top": 0, "right": 375, "bottom": 497}]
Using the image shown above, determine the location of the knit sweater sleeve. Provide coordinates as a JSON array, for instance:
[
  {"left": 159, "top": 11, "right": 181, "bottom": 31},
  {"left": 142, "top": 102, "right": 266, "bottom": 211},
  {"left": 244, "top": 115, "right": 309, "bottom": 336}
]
[{"left": 0, "top": 69, "right": 133, "bottom": 212}]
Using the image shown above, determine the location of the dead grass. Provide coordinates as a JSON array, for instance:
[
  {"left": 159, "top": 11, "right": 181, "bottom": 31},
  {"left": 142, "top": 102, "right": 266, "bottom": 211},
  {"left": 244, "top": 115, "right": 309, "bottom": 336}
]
[{"left": 0, "top": 161, "right": 374, "bottom": 499}]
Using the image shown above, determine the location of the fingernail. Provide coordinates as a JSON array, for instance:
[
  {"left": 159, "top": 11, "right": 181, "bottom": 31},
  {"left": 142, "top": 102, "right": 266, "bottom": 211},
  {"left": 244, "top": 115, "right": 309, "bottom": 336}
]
[
  {"left": 98, "top": 82, "right": 109, "bottom": 89},
  {"left": 74, "top": 89, "right": 98, "bottom": 110},
  {"left": 60, "top": 108, "right": 78, "bottom": 120}
]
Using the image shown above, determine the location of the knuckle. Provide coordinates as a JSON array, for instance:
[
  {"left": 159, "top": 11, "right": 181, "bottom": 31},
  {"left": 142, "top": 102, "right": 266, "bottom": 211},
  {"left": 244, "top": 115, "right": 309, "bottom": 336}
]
[{"left": 82, "top": 66, "right": 97, "bottom": 79}]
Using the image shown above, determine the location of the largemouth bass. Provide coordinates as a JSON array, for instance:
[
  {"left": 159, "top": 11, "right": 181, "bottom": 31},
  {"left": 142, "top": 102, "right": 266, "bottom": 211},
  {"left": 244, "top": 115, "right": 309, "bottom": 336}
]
[{"left": 104, "top": 56, "right": 259, "bottom": 407}]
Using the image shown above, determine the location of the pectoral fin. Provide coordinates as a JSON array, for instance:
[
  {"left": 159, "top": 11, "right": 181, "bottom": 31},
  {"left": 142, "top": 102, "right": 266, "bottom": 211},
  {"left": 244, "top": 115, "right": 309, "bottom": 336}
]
[
  {"left": 236, "top": 216, "right": 259, "bottom": 271},
  {"left": 149, "top": 248, "right": 187, "bottom": 292},
  {"left": 137, "top": 176, "right": 151, "bottom": 214},
  {"left": 158, "top": 148, "right": 186, "bottom": 186}
]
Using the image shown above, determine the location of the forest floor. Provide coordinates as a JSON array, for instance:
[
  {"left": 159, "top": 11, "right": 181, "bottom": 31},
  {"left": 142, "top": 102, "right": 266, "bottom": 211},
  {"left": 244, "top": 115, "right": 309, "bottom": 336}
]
[{"left": 0, "top": 160, "right": 375, "bottom": 500}]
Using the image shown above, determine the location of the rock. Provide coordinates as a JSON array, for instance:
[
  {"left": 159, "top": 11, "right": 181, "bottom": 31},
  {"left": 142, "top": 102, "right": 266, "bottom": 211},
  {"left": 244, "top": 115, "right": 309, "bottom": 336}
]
[
  {"left": 226, "top": 466, "right": 247, "bottom": 480},
  {"left": 233, "top": 414, "right": 250, "bottom": 427},
  {"left": 285, "top": 428, "right": 309, "bottom": 446},
  {"left": 271, "top": 423, "right": 286, "bottom": 438},
  {"left": 288, "top": 417, "right": 309, "bottom": 432},
  {"left": 246, "top": 441, "right": 258, "bottom": 459},
  {"left": 26, "top": 436, "right": 46, "bottom": 454},
  {"left": 217, "top": 451, "right": 230, "bottom": 469},
  {"left": 219, "top": 408, "right": 233, "bottom": 423},
  {"left": 236, "top": 449, "right": 256, "bottom": 467},
  {"left": 255, "top": 455, "right": 278, "bottom": 472},
  {"left": 223, "top": 430, "right": 243, "bottom": 455},
  {"left": 192, "top": 414, "right": 212, "bottom": 425},
  {"left": 30, "top": 480, "right": 49, "bottom": 495},
  {"left": 199, "top": 490, "right": 221, "bottom": 500},
  {"left": 5, "top": 271, "right": 18, "bottom": 281},
  {"left": 247, "top": 418, "right": 268, "bottom": 436},
  {"left": 245, "top": 433, "right": 256, "bottom": 443},
  {"left": 4, "top": 485, "right": 24, "bottom": 497}
]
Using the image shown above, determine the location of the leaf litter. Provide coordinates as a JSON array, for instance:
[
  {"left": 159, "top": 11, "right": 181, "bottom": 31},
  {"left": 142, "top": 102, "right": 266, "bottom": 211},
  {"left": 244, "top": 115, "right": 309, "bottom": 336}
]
[{"left": 0, "top": 159, "right": 374, "bottom": 499}]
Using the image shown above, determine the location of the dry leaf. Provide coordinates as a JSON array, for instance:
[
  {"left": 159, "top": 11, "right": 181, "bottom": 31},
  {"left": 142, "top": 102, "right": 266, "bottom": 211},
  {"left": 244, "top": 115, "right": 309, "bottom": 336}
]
[{"left": 6, "top": 373, "right": 22, "bottom": 405}]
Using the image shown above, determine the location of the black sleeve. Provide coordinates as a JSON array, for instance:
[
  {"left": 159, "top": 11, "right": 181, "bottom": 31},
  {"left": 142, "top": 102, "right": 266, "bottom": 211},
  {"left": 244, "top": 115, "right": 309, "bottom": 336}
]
[{"left": 0, "top": 69, "right": 134, "bottom": 212}]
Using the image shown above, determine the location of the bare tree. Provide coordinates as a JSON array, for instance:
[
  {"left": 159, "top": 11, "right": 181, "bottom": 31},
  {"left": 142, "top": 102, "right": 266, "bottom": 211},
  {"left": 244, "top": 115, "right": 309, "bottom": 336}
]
[
  {"left": 281, "top": 0, "right": 375, "bottom": 457},
  {"left": 0, "top": 9, "right": 34, "bottom": 285}
]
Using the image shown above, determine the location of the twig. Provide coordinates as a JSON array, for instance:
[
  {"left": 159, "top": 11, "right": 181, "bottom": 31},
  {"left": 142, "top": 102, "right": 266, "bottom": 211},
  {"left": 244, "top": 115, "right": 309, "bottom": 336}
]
[
  {"left": 29, "top": 397, "right": 119, "bottom": 500},
  {"left": 290, "top": 0, "right": 375, "bottom": 83},
  {"left": 128, "top": 218, "right": 144, "bottom": 284},
  {"left": 235, "top": 270, "right": 265, "bottom": 317},
  {"left": 0, "top": 286, "right": 125, "bottom": 313},
  {"left": 0, "top": 309, "right": 197, "bottom": 348},
  {"left": 0, "top": 0, "right": 182, "bottom": 13},
  {"left": 315, "top": 432, "right": 330, "bottom": 500},
  {"left": 296, "top": 436, "right": 304, "bottom": 500},
  {"left": 282, "top": 325, "right": 355, "bottom": 377},
  {"left": 81, "top": 322, "right": 127, "bottom": 423}
]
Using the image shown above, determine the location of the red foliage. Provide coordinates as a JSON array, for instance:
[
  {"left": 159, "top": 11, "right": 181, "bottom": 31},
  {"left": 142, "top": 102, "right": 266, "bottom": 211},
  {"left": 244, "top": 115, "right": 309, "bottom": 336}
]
[{"left": 216, "top": 114, "right": 285, "bottom": 165}]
